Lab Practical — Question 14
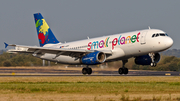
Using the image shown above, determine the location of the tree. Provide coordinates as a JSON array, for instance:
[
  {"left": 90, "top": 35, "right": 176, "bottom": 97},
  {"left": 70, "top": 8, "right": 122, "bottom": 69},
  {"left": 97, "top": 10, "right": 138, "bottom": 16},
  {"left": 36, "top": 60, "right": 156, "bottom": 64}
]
[{"left": 3, "top": 61, "right": 11, "bottom": 67}]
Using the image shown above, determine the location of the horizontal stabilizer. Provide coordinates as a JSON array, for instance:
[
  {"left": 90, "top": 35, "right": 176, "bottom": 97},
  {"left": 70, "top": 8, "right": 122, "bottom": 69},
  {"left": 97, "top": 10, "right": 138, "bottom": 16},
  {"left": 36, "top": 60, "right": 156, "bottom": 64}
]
[{"left": 4, "top": 42, "right": 8, "bottom": 48}]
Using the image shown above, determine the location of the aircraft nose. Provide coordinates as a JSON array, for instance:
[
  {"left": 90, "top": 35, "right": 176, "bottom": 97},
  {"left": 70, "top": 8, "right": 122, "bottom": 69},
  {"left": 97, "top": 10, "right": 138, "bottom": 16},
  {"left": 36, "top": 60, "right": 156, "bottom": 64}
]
[{"left": 165, "top": 37, "right": 173, "bottom": 48}]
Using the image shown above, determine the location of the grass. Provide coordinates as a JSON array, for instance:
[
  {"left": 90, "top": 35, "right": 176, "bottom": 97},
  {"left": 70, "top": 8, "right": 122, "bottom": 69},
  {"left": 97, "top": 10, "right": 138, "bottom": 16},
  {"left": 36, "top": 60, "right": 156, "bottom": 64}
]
[
  {"left": 0, "top": 81, "right": 180, "bottom": 94},
  {"left": 0, "top": 76, "right": 180, "bottom": 100}
]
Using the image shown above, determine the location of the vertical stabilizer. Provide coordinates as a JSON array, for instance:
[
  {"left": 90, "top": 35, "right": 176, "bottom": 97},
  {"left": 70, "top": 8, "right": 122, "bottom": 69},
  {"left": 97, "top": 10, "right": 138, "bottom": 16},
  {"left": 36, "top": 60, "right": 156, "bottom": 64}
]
[{"left": 34, "top": 13, "right": 59, "bottom": 47}]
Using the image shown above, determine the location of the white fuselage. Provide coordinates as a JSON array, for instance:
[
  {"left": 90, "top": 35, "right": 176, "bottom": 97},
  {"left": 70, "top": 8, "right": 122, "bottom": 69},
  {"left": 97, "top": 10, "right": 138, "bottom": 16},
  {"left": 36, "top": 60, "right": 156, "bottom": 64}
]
[{"left": 39, "top": 29, "right": 173, "bottom": 64}]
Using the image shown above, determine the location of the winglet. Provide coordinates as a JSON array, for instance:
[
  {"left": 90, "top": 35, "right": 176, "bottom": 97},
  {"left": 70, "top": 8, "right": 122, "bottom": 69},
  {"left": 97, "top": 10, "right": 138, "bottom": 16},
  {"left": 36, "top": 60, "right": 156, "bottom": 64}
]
[{"left": 4, "top": 42, "right": 8, "bottom": 48}]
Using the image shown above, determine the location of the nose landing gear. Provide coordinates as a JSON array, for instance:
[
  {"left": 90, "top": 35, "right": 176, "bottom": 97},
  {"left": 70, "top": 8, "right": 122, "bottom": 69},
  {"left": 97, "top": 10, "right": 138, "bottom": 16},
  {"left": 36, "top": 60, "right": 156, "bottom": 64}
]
[{"left": 149, "top": 53, "right": 157, "bottom": 67}]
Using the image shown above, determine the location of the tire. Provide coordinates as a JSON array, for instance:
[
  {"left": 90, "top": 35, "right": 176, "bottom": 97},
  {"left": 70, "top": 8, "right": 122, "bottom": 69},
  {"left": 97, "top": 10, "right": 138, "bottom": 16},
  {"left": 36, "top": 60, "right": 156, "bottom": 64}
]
[
  {"left": 82, "top": 68, "right": 87, "bottom": 74},
  {"left": 118, "top": 68, "right": 124, "bottom": 74},
  {"left": 150, "top": 63, "right": 154, "bottom": 67},
  {"left": 123, "top": 68, "right": 128, "bottom": 74},
  {"left": 150, "top": 62, "right": 157, "bottom": 67},
  {"left": 153, "top": 63, "right": 157, "bottom": 67},
  {"left": 87, "top": 68, "right": 92, "bottom": 75}
]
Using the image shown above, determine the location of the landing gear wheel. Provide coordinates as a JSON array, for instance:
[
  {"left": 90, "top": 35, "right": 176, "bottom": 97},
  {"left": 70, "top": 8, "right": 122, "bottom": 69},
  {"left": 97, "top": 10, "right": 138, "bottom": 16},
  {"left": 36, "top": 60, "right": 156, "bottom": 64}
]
[
  {"left": 118, "top": 68, "right": 129, "bottom": 74},
  {"left": 118, "top": 60, "right": 129, "bottom": 75},
  {"left": 82, "top": 67, "right": 92, "bottom": 75},
  {"left": 154, "top": 63, "right": 157, "bottom": 67},
  {"left": 82, "top": 68, "right": 87, "bottom": 74},
  {"left": 87, "top": 68, "right": 92, "bottom": 75},
  {"left": 118, "top": 68, "right": 124, "bottom": 74},
  {"left": 123, "top": 68, "right": 128, "bottom": 74},
  {"left": 150, "top": 62, "right": 157, "bottom": 67}
]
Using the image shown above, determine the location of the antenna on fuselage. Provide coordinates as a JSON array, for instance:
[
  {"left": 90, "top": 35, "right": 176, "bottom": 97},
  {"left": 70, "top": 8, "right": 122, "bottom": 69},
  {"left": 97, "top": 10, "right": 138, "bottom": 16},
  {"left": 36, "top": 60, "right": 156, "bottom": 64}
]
[
  {"left": 148, "top": 26, "right": 151, "bottom": 29},
  {"left": 87, "top": 36, "right": 89, "bottom": 39}
]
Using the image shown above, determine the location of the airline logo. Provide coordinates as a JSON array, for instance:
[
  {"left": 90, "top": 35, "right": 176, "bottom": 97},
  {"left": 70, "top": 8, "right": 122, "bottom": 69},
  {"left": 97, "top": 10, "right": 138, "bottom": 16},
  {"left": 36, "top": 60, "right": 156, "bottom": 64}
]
[
  {"left": 87, "top": 32, "right": 140, "bottom": 50},
  {"left": 87, "top": 37, "right": 110, "bottom": 50},
  {"left": 36, "top": 19, "right": 50, "bottom": 47}
]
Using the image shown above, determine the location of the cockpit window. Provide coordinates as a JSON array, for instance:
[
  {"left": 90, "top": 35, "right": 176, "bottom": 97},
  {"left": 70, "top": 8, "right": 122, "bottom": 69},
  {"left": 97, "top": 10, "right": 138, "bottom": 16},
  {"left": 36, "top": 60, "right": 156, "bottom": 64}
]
[
  {"left": 156, "top": 34, "right": 159, "bottom": 37},
  {"left": 152, "top": 33, "right": 168, "bottom": 38},
  {"left": 152, "top": 34, "right": 155, "bottom": 37},
  {"left": 160, "top": 33, "right": 165, "bottom": 36},
  {"left": 166, "top": 34, "right": 168, "bottom": 36}
]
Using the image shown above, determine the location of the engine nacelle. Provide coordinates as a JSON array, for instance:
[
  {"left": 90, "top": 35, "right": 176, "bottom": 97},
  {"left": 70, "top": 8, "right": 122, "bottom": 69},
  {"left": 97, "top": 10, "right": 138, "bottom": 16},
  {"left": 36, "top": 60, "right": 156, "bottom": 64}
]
[
  {"left": 135, "top": 53, "right": 160, "bottom": 65},
  {"left": 81, "top": 51, "right": 106, "bottom": 65}
]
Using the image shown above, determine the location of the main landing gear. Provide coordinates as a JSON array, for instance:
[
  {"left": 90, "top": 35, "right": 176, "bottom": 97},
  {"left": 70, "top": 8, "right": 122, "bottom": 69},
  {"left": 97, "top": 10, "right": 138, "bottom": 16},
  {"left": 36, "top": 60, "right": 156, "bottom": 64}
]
[
  {"left": 149, "top": 53, "right": 157, "bottom": 67},
  {"left": 82, "top": 66, "right": 92, "bottom": 75},
  {"left": 118, "top": 60, "right": 128, "bottom": 75}
]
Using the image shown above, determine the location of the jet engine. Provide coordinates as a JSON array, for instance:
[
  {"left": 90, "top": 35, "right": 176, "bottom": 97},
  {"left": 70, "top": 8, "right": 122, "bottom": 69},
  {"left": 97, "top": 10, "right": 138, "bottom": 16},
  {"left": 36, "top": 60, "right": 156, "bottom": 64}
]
[
  {"left": 80, "top": 51, "right": 106, "bottom": 65},
  {"left": 135, "top": 53, "right": 160, "bottom": 65}
]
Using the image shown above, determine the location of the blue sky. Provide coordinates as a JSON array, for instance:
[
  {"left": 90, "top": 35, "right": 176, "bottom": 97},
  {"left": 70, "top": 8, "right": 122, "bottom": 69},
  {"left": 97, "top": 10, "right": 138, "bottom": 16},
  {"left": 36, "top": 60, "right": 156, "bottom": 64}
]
[{"left": 0, "top": 0, "right": 180, "bottom": 49}]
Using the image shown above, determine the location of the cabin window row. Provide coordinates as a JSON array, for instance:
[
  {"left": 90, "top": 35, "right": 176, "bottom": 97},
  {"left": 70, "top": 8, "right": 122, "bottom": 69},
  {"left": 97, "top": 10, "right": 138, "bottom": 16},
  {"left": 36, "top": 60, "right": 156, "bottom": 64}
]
[{"left": 69, "top": 45, "right": 88, "bottom": 49}]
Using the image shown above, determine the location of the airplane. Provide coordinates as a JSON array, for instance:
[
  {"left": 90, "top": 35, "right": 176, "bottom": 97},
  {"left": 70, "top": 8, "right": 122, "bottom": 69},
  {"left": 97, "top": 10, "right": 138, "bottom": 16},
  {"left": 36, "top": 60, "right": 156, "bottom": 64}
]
[{"left": 4, "top": 13, "right": 173, "bottom": 75}]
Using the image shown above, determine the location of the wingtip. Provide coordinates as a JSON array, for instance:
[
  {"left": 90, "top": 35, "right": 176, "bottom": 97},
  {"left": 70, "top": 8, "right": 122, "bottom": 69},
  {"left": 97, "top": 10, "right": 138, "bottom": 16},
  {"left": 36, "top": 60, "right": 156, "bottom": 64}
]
[{"left": 4, "top": 42, "right": 8, "bottom": 48}]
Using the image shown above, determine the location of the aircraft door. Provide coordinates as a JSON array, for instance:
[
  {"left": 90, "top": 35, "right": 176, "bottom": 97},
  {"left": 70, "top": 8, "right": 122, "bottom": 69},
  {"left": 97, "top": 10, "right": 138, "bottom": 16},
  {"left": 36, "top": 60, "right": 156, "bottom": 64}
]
[{"left": 140, "top": 31, "right": 147, "bottom": 44}]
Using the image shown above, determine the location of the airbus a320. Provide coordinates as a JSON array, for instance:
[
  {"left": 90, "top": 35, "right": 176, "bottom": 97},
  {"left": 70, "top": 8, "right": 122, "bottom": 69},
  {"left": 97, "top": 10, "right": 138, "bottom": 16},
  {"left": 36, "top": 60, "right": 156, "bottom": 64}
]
[{"left": 5, "top": 13, "right": 173, "bottom": 75}]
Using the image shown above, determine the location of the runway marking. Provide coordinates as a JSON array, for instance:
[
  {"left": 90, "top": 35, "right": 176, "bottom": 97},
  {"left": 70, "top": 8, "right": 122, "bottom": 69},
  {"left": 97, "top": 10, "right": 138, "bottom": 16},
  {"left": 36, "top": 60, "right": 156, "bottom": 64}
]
[{"left": 165, "top": 73, "right": 171, "bottom": 76}]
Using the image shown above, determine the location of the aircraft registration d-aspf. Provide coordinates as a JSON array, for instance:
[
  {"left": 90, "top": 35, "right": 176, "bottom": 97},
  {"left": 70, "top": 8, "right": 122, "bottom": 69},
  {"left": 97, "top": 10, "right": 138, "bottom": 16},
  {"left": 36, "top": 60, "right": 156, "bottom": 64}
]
[{"left": 5, "top": 13, "right": 173, "bottom": 75}]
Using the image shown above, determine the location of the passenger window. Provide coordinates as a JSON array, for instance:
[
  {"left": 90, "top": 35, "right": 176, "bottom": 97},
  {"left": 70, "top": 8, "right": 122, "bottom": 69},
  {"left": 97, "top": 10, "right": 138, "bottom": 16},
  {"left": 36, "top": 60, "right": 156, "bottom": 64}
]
[
  {"left": 152, "top": 34, "right": 155, "bottom": 37},
  {"left": 156, "top": 34, "right": 159, "bottom": 37}
]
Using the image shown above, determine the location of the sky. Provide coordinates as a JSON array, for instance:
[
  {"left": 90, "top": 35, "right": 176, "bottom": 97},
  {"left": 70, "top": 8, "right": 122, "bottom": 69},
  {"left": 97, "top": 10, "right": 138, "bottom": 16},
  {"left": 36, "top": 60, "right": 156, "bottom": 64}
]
[{"left": 0, "top": 0, "right": 180, "bottom": 49}]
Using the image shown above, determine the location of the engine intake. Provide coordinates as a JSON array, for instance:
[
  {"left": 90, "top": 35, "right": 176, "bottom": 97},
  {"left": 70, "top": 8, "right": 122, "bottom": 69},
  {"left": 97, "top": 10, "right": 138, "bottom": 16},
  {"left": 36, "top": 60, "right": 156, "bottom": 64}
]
[{"left": 81, "top": 51, "right": 106, "bottom": 65}]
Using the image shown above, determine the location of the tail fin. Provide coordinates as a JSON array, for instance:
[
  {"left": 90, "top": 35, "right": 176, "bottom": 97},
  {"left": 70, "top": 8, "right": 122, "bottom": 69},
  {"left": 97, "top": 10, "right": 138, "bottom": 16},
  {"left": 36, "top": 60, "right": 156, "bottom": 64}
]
[{"left": 34, "top": 13, "right": 59, "bottom": 47}]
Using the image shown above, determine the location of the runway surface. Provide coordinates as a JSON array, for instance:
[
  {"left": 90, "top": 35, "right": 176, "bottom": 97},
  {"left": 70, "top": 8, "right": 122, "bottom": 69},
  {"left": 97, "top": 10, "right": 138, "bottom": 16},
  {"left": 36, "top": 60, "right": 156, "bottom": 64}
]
[{"left": 0, "top": 67, "right": 179, "bottom": 76}]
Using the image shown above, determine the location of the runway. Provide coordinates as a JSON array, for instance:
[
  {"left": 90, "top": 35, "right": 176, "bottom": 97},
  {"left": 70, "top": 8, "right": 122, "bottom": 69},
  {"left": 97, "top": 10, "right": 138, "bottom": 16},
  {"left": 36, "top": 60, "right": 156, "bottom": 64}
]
[{"left": 0, "top": 67, "right": 179, "bottom": 76}]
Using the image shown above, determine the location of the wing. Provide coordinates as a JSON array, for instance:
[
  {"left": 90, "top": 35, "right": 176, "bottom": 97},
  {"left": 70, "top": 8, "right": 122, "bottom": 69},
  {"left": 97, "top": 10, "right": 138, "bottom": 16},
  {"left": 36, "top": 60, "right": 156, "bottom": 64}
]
[{"left": 5, "top": 43, "right": 112, "bottom": 59}]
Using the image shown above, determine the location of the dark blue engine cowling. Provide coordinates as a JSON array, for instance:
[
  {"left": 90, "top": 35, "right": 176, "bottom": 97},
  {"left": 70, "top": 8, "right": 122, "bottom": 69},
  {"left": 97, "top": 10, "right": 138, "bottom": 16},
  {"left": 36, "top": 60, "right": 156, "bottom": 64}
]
[
  {"left": 81, "top": 51, "right": 106, "bottom": 65},
  {"left": 135, "top": 53, "right": 160, "bottom": 65}
]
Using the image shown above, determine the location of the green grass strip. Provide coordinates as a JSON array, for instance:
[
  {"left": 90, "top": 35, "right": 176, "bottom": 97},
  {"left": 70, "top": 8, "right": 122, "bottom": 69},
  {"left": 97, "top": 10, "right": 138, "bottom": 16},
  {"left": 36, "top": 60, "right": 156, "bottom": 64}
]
[{"left": 0, "top": 82, "right": 179, "bottom": 94}]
